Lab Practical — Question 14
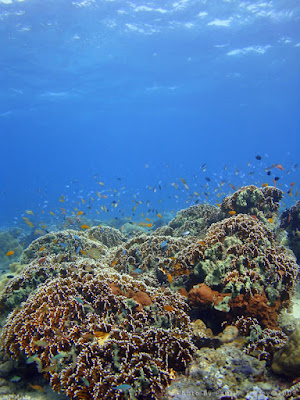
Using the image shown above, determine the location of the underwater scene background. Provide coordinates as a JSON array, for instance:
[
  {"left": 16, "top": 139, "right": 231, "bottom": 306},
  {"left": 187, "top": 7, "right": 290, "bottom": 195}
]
[{"left": 0, "top": 0, "right": 300, "bottom": 399}]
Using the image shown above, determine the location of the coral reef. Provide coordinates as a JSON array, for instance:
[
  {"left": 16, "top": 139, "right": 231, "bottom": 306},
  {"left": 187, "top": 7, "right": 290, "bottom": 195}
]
[
  {"left": 221, "top": 185, "right": 283, "bottom": 223},
  {"left": 0, "top": 269, "right": 195, "bottom": 399},
  {"left": 186, "top": 214, "right": 298, "bottom": 328},
  {"left": 280, "top": 201, "right": 300, "bottom": 264},
  {"left": 83, "top": 226, "right": 125, "bottom": 248},
  {"left": 19, "top": 230, "right": 108, "bottom": 265},
  {"left": 272, "top": 326, "right": 300, "bottom": 377},
  {"left": 108, "top": 234, "right": 194, "bottom": 287},
  {"left": 156, "top": 204, "right": 224, "bottom": 237}
]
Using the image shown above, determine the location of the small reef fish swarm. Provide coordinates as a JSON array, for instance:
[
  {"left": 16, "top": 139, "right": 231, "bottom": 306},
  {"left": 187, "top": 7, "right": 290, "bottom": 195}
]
[{"left": 0, "top": 185, "right": 299, "bottom": 400}]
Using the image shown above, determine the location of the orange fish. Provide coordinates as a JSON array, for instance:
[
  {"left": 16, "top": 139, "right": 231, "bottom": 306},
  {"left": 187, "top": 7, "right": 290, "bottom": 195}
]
[
  {"left": 290, "top": 182, "right": 295, "bottom": 186},
  {"left": 38, "top": 247, "right": 46, "bottom": 252},
  {"left": 268, "top": 218, "right": 273, "bottom": 223},
  {"left": 146, "top": 217, "right": 150, "bottom": 222},
  {"left": 229, "top": 184, "right": 236, "bottom": 191},
  {"left": 275, "top": 164, "right": 284, "bottom": 171},
  {"left": 146, "top": 223, "right": 152, "bottom": 227},
  {"left": 167, "top": 273, "right": 173, "bottom": 284},
  {"left": 111, "top": 260, "right": 118, "bottom": 267},
  {"left": 28, "top": 384, "right": 44, "bottom": 392},
  {"left": 6, "top": 250, "right": 14, "bottom": 256},
  {"left": 80, "top": 225, "right": 90, "bottom": 230},
  {"left": 228, "top": 210, "right": 236, "bottom": 215},
  {"left": 80, "top": 250, "right": 87, "bottom": 255},
  {"left": 164, "top": 305, "right": 174, "bottom": 312},
  {"left": 261, "top": 183, "right": 268, "bottom": 187},
  {"left": 157, "top": 213, "right": 162, "bottom": 218},
  {"left": 77, "top": 211, "right": 84, "bottom": 216},
  {"left": 251, "top": 215, "right": 258, "bottom": 221}
]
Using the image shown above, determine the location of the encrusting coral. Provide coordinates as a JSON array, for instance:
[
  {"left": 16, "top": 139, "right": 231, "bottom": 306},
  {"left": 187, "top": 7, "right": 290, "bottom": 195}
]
[
  {"left": 0, "top": 268, "right": 195, "bottom": 400},
  {"left": 272, "top": 325, "right": 300, "bottom": 377}
]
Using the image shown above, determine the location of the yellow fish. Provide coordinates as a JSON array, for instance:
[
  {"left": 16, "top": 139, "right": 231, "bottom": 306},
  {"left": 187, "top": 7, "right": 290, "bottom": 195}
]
[
  {"left": 157, "top": 213, "right": 162, "bottom": 218},
  {"left": 25, "top": 210, "right": 34, "bottom": 215},
  {"left": 6, "top": 250, "right": 14, "bottom": 256}
]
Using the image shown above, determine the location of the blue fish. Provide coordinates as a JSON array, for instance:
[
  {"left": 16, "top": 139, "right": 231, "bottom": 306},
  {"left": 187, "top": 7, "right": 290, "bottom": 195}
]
[
  {"left": 74, "top": 235, "right": 81, "bottom": 241},
  {"left": 113, "top": 384, "right": 132, "bottom": 392},
  {"left": 133, "top": 268, "right": 143, "bottom": 274},
  {"left": 123, "top": 249, "right": 126, "bottom": 255},
  {"left": 160, "top": 240, "right": 168, "bottom": 250},
  {"left": 59, "top": 243, "right": 67, "bottom": 247},
  {"left": 76, "top": 246, "right": 81, "bottom": 254}
]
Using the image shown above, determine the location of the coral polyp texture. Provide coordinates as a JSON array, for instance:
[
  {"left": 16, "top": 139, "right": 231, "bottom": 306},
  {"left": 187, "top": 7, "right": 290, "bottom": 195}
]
[
  {"left": 280, "top": 201, "right": 300, "bottom": 264},
  {"left": 221, "top": 185, "right": 283, "bottom": 221},
  {"left": 186, "top": 214, "right": 298, "bottom": 328},
  {"left": 0, "top": 269, "right": 195, "bottom": 400},
  {"left": 156, "top": 204, "right": 224, "bottom": 237}
]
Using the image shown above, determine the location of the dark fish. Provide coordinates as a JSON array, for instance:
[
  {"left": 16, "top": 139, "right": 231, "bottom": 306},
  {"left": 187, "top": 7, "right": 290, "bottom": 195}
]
[
  {"left": 256, "top": 155, "right": 262, "bottom": 160},
  {"left": 274, "top": 177, "right": 280, "bottom": 181},
  {"left": 267, "top": 171, "right": 271, "bottom": 176},
  {"left": 205, "top": 177, "right": 211, "bottom": 182}
]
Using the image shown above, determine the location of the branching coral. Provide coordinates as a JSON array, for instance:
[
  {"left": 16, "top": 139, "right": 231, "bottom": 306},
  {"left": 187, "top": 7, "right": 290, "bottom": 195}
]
[
  {"left": 186, "top": 214, "right": 298, "bottom": 328},
  {"left": 19, "top": 229, "right": 108, "bottom": 265},
  {"left": 221, "top": 185, "right": 283, "bottom": 222},
  {"left": 0, "top": 270, "right": 195, "bottom": 399},
  {"left": 159, "top": 204, "right": 224, "bottom": 237}
]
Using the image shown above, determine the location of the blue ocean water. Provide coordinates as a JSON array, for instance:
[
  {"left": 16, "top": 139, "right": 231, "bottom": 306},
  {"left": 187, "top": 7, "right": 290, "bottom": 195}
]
[{"left": 0, "top": 0, "right": 299, "bottom": 230}]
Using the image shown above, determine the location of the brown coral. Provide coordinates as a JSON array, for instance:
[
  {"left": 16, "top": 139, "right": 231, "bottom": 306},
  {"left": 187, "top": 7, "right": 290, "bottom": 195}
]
[{"left": 0, "top": 269, "right": 195, "bottom": 400}]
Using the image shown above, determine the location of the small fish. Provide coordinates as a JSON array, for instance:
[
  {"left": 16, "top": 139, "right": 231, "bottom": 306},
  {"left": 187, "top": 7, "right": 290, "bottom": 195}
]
[
  {"left": 229, "top": 184, "right": 236, "bottom": 191},
  {"left": 133, "top": 268, "right": 143, "bottom": 274},
  {"left": 275, "top": 164, "right": 284, "bottom": 171},
  {"left": 59, "top": 243, "right": 67, "bottom": 247},
  {"left": 228, "top": 211, "right": 236, "bottom": 215},
  {"left": 25, "top": 210, "right": 34, "bottom": 215},
  {"left": 146, "top": 223, "right": 153, "bottom": 227},
  {"left": 113, "top": 384, "right": 132, "bottom": 392},
  {"left": 80, "top": 249, "right": 87, "bottom": 255},
  {"left": 111, "top": 260, "right": 118, "bottom": 266},
  {"left": 290, "top": 182, "right": 295, "bottom": 186},
  {"left": 157, "top": 213, "right": 162, "bottom": 218},
  {"left": 38, "top": 246, "right": 46, "bottom": 252},
  {"left": 74, "top": 297, "right": 84, "bottom": 304},
  {"left": 274, "top": 177, "right": 280, "bottom": 181},
  {"left": 49, "top": 211, "right": 55, "bottom": 216},
  {"left": 160, "top": 240, "right": 168, "bottom": 250},
  {"left": 28, "top": 384, "right": 45, "bottom": 392},
  {"left": 167, "top": 273, "right": 173, "bottom": 284},
  {"left": 255, "top": 155, "right": 262, "bottom": 160},
  {"left": 267, "top": 171, "right": 271, "bottom": 176},
  {"left": 77, "top": 211, "right": 84, "bottom": 216},
  {"left": 6, "top": 250, "right": 14, "bottom": 256},
  {"left": 80, "top": 225, "right": 90, "bottom": 230},
  {"left": 181, "top": 231, "right": 190, "bottom": 236},
  {"left": 76, "top": 246, "right": 81, "bottom": 254},
  {"left": 164, "top": 305, "right": 174, "bottom": 312},
  {"left": 268, "top": 218, "right": 273, "bottom": 223},
  {"left": 261, "top": 183, "right": 268, "bottom": 187},
  {"left": 205, "top": 177, "right": 211, "bottom": 182},
  {"left": 10, "top": 376, "right": 21, "bottom": 382}
]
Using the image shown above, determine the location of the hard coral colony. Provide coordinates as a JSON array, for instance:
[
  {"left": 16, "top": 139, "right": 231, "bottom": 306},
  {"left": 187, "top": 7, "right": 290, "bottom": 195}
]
[{"left": 0, "top": 185, "right": 299, "bottom": 400}]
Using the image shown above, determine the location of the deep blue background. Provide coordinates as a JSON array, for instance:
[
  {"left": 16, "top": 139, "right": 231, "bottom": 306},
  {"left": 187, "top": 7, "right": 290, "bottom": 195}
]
[{"left": 0, "top": 0, "right": 299, "bottom": 227}]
